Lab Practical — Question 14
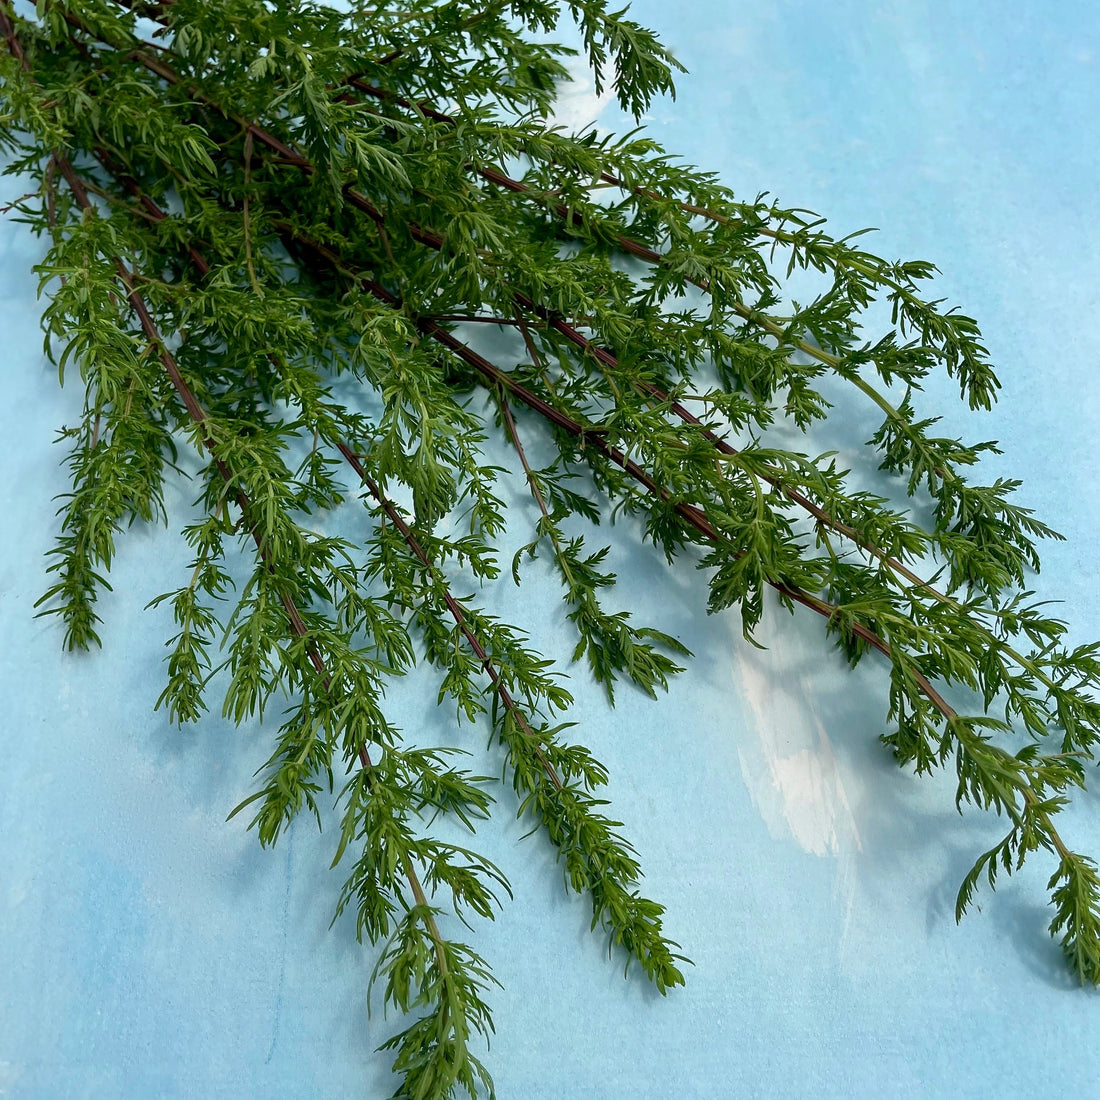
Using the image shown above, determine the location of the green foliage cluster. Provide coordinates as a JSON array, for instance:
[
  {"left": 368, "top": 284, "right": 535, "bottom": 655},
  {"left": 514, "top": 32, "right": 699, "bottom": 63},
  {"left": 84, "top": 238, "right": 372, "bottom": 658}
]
[{"left": 2, "top": 1, "right": 1099, "bottom": 1094}]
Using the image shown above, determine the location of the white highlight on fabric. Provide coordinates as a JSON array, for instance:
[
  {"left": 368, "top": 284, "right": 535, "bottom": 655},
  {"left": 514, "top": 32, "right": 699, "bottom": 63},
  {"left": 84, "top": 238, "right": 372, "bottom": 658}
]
[
  {"left": 551, "top": 60, "right": 615, "bottom": 133},
  {"left": 733, "top": 620, "right": 863, "bottom": 861}
]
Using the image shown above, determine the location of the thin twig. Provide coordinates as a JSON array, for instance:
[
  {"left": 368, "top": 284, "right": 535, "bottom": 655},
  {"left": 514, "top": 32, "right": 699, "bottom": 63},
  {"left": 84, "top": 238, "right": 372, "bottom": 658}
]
[
  {"left": 90, "top": 153, "right": 566, "bottom": 793},
  {"left": 242, "top": 128, "right": 262, "bottom": 297},
  {"left": 282, "top": 222, "right": 960, "bottom": 717}
]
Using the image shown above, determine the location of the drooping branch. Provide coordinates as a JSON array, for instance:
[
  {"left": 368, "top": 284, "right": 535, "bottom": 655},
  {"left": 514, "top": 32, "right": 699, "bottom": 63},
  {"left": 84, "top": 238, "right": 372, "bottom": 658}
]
[{"left": 6, "top": 11, "right": 1100, "bottom": 1089}]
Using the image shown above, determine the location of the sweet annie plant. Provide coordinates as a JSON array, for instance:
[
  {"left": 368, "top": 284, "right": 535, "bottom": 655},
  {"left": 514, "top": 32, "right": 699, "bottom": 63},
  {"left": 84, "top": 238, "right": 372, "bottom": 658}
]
[{"left": 2, "top": 1, "right": 1099, "bottom": 1095}]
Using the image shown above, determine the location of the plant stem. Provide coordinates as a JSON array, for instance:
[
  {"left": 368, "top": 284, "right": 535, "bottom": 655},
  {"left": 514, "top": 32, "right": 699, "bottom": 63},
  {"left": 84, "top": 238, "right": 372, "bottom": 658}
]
[{"left": 42, "top": 142, "right": 444, "bottom": 960}]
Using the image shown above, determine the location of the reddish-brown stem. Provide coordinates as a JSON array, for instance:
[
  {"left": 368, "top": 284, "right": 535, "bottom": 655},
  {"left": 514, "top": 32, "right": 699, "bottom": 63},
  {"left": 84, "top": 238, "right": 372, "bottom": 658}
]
[
  {"left": 280, "top": 78, "right": 905, "bottom": 576},
  {"left": 90, "top": 151, "right": 566, "bottom": 791},
  {"left": 494, "top": 320, "right": 563, "bottom": 534},
  {"left": 45, "top": 145, "right": 409, "bottom": 883},
  {"left": 335, "top": 441, "right": 565, "bottom": 791},
  {"left": 347, "top": 79, "right": 677, "bottom": 269},
  {"left": 499, "top": 301, "right": 967, "bottom": 622},
  {"left": 56, "top": 154, "right": 326, "bottom": 669},
  {"left": 32, "top": 3, "right": 957, "bottom": 722},
  {"left": 347, "top": 79, "right": 674, "bottom": 268},
  {"left": 498, "top": 394, "right": 551, "bottom": 524},
  {"left": 0, "top": 190, "right": 37, "bottom": 214},
  {"left": 280, "top": 223, "right": 958, "bottom": 717},
  {"left": 13, "top": 0, "right": 1086, "bottom": 930},
  {"left": 0, "top": 3, "right": 24, "bottom": 67},
  {"left": 501, "top": 299, "right": 939, "bottom": 597}
]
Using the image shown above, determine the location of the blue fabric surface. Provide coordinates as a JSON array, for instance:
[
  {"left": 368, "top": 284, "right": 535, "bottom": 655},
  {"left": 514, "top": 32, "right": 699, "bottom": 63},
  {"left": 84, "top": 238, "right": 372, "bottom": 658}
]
[{"left": 2, "top": 2, "right": 1099, "bottom": 1096}]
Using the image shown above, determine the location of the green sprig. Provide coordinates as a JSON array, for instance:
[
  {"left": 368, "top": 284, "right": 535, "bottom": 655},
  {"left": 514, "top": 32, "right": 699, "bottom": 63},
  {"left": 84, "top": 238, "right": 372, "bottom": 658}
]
[{"left": 4, "top": 1, "right": 1100, "bottom": 1096}]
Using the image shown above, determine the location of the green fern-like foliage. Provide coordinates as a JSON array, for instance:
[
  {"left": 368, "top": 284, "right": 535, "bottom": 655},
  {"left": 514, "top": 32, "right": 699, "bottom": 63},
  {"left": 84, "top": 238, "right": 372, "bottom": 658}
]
[{"left": 3, "top": 1, "right": 1099, "bottom": 1094}]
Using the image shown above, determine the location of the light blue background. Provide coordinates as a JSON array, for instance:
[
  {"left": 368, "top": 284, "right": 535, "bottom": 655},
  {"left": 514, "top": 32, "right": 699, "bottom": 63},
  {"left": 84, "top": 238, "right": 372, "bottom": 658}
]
[{"left": 2, "top": 2, "right": 1099, "bottom": 1096}]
